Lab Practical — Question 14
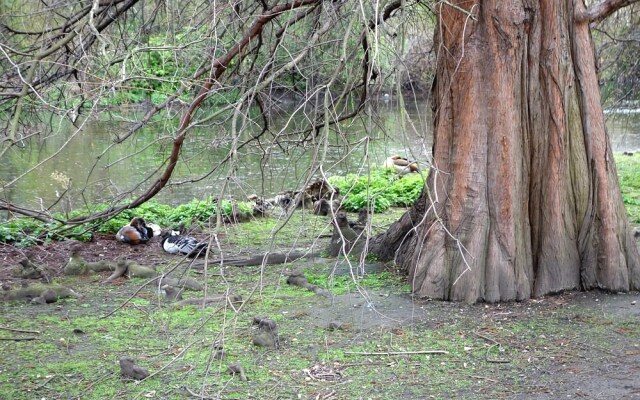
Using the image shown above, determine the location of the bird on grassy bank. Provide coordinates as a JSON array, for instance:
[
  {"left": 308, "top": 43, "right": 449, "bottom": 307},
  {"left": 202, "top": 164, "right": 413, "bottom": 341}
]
[
  {"left": 161, "top": 231, "right": 208, "bottom": 257},
  {"left": 384, "top": 155, "right": 419, "bottom": 175},
  {"left": 116, "top": 217, "right": 152, "bottom": 245}
]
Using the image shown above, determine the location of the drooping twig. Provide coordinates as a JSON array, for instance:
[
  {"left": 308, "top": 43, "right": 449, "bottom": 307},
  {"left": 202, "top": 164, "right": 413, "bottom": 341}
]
[
  {"left": 64, "top": 0, "right": 323, "bottom": 226},
  {"left": 34, "top": 374, "right": 56, "bottom": 390}
]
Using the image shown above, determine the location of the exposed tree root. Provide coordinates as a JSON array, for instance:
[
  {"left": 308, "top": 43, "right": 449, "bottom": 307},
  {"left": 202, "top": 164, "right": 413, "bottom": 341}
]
[
  {"left": 16, "top": 257, "right": 52, "bottom": 282},
  {"left": 103, "top": 261, "right": 129, "bottom": 283},
  {"left": 1, "top": 284, "right": 80, "bottom": 303},
  {"left": 286, "top": 273, "right": 332, "bottom": 298},
  {"left": 63, "top": 248, "right": 117, "bottom": 276},
  {"left": 200, "top": 250, "right": 312, "bottom": 268}
]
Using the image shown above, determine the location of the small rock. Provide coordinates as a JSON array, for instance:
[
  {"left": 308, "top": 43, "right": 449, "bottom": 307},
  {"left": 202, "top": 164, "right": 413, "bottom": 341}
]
[
  {"left": 258, "top": 318, "right": 278, "bottom": 334},
  {"left": 227, "top": 362, "right": 247, "bottom": 381},
  {"left": 253, "top": 331, "right": 277, "bottom": 348},
  {"left": 119, "top": 357, "right": 150, "bottom": 381},
  {"left": 632, "top": 300, "right": 637, "bottom": 305},
  {"left": 228, "top": 294, "right": 243, "bottom": 304},
  {"left": 30, "top": 296, "right": 47, "bottom": 305},
  {"left": 40, "top": 289, "right": 58, "bottom": 304},
  {"left": 162, "top": 285, "right": 182, "bottom": 301},
  {"left": 327, "top": 321, "right": 343, "bottom": 331}
]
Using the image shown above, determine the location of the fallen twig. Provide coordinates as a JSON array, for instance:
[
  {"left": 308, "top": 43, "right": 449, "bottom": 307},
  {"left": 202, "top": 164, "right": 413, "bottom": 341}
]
[
  {"left": 474, "top": 330, "right": 499, "bottom": 344},
  {"left": 470, "top": 375, "right": 498, "bottom": 383},
  {"left": 184, "top": 386, "right": 216, "bottom": 399},
  {"left": 139, "top": 341, "right": 195, "bottom": 383},
  {"left": 0, "top": 326, "right": 41, "bottom": 334},
  {"left": 486, "top": 358, "right": 511, "bottom": 364},
  {"left": 0, "top": 337, "right": 38, "bottom": 341},
  {"left": 173, "top": 296, "right": 227, "bottom": 307},
  {"left": 343, "top": 350, "right": 448, "bottom": 356},
  {"left": 35, "top": 374, "right": 56, "bottom": 390}
]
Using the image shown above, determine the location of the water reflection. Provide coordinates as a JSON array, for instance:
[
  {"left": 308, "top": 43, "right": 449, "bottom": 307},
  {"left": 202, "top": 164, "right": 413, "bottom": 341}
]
[
  {"left": 1, "top": 100, "right": 638, "bottom": 215},
  {"left": 606, "top": 112, "right": 640, "bottom": 151},
  {"left": 0, "top": 98, "right": 432, "bottom": 212}
]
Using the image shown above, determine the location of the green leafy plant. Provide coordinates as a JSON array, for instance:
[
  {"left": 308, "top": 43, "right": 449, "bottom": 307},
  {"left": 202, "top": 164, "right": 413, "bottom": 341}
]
[
  {"left": 329, "top": 167, "right": 427, "bottom": 212},
  {"left": 0, "top": 218, "right": 43, "bottom": 246}
]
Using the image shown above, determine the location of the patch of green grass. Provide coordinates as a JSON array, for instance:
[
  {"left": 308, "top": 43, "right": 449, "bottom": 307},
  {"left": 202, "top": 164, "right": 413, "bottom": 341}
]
[
  {"left": 306, "top": 271, "right": 405, "bottom": 295},
  {"left": 2, "top": 154, "right": 640, "bottom": 399},
  {"left": 615, "top": 152, "right": 640, "bottom": 223},
  {"left": 2, "top": 275, "right": 639, "bottom": 399},
  {"left": 218, "top": 211, "right": 333, "bottom": 249}
]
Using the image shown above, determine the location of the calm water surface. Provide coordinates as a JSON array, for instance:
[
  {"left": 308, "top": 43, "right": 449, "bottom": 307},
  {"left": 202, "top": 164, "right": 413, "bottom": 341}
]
[
  {"left": 0, "top": 98, "right": 431, "bottom": 213},
  {"left": 1, "top": 99, "right": 638, "bottom": 215}
]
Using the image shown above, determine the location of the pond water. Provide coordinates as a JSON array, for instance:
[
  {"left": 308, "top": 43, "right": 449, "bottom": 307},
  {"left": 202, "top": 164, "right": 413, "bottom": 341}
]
[
  {"left": 1, "top": 99, "right": 639, "bottom": 216},
  {"left": 0, "top": 97, "right": 432, "bottom": 214}
]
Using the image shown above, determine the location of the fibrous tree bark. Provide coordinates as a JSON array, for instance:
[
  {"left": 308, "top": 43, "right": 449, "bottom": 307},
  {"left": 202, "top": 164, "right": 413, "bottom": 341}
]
[{"left": 372, "top": 0, "right": 640, "bottom": 302}]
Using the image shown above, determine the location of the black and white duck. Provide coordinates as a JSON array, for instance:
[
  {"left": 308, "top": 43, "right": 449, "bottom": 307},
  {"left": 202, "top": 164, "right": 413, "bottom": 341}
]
[{"left": 161, "top": 231, "right": 208, "bottom": 257}]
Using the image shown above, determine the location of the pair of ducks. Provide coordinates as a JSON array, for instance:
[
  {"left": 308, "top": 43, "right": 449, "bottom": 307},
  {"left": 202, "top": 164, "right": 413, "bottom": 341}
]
[{"left": 116, "top": 217, "right": 207, "bottom": 257}]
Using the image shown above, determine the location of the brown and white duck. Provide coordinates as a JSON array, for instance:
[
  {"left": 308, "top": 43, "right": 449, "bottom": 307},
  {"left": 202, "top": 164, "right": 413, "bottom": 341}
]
[
  {"left": 384, "top": 155, "right": 419, "bottom": 175},
  {"left": 115, "top": 217, "right": 156, "bottom": 245}
]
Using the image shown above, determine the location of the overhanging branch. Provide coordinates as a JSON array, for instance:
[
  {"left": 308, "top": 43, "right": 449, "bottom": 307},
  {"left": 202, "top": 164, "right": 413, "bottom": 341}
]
[{"left": 66, "top": 0, "right": 323, "bottom": 225}]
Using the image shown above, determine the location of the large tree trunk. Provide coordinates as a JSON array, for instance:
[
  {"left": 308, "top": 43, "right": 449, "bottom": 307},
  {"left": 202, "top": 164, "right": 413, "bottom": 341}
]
[{"left": 372, "top": 0, "right": 640, "bottom": 303}]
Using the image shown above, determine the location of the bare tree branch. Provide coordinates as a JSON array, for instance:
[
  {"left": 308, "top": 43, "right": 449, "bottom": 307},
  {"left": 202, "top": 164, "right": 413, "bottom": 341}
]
[
  {"left": 575, "top": 0, "right": 640, "bottom": 24},
  {"left": 65, "top": 0, "right": 324, "bottom": 225}
]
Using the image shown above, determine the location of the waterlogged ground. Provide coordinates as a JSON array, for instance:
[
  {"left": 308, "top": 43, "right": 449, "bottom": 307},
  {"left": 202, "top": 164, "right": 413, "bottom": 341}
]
[{"left": 1, "top": 211, "right": 640, "bottom": 399}]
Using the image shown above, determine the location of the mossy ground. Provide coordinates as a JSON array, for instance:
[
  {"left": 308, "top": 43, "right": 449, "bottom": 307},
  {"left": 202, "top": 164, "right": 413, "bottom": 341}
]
[
  {"left": 1, "top": 154, "right": 640, "bottom": 399},
  {"left": 1, "top": 272, "right": 638, "bottom": 399}
]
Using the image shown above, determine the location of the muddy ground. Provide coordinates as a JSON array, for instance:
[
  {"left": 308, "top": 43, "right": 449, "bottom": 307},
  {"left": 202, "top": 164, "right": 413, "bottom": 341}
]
[{"left": 1, "top": 233, "right": 639, "bottom": 399}]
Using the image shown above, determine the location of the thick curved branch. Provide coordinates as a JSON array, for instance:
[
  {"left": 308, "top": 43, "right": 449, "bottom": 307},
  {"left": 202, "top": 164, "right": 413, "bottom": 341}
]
[
  {"left": 0, "top": 201, "right": 64, "bottom": 223},
  {"left": 575, "top": 0, "right": 640, "bottom": 24}
]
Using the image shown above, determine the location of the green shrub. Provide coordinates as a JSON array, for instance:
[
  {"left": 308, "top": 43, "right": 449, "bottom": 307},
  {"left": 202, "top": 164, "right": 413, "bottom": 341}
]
[
  {"left": 0, "top": 218, "right": 43, "bottom": 246},
  {"left": 0, "top": 218, "right": 93, "bottom": 246},
  {"left": 329, "top": 168, "right": 427, "bottom": 212}
]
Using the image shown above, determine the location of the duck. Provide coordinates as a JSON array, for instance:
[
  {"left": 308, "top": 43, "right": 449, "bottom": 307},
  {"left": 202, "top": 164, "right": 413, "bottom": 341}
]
[
  {"left": 161, "top": 231, "right": 208, "bottom": 257},
  {"left": 384, "top": 155, "right": 419, "bottom": 175},
  {"left": 115, "top": 217, "right": 152, "bottom": 245},
  {"left": 146, "top": 223, "right": 162, "bottom": 238}
]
